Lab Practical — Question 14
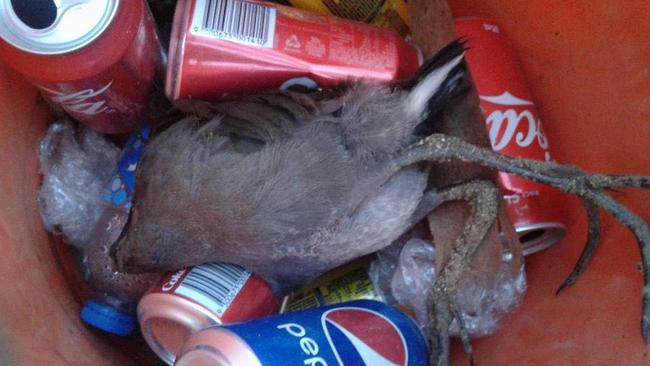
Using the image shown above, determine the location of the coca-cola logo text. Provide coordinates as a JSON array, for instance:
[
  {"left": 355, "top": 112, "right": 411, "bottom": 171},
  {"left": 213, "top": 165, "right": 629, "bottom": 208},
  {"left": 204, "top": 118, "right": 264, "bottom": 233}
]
[
  {"left": 480, "top": 92, "right": 551, "bottom": 161},
  {"left": 40, "top": 81, "right": 113, "bottom": 115},
  {"left": 162, "top": 269, "right": 187, "bottom": 292}
]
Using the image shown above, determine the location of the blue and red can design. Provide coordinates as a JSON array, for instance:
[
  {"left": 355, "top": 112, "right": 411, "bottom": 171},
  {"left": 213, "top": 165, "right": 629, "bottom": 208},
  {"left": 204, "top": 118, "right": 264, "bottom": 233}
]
[{"left": 221, "top": 300, "right": 428, "bottom": 365}]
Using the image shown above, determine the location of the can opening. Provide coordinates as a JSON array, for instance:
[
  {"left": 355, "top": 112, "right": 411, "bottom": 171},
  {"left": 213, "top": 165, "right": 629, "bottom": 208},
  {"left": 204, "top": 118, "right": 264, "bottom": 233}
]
[
  {"left": 143, "top": 317, "right": 193, "bottom": 365},
  {"left": 516, "top": 223, "right": 567, "bottom": 256},
  {"left": 519, "top": 229, "right": 545, "bottom": 243},
  {"left": 174, "top": 347, "right": 228, "bottom": 366},
  {"left": 11, "top": 0, "right": 57, "bottom": 30}
]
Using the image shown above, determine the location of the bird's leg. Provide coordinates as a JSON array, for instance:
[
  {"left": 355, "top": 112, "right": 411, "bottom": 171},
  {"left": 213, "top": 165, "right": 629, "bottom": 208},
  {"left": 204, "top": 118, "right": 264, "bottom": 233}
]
[
  {"left": 394, "top": 134, "right": 650, "bottom": 191},
  {"left": 452, "top": 302, "right": 474, "bottom": 366},
  {"left": 556, "top": 198, "right": 601, "bottom": 294},
  {"left": 427, "top": 180, "right": 500, "bottom": 366},
  {"left": 410, "top": 190, "right": 443, "bottom": 225},
  {"left": 392, "top": 133, "right": 650, "bottom": 344}
]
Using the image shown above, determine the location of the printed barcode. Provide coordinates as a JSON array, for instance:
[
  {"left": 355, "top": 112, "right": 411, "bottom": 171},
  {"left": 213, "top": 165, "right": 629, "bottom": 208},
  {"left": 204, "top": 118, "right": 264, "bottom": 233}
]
[
  {"left": 191, "top": 0, "right": 276, "bottom": 48},
  {"left": 175, "top": 263, "right": 251, "bottom": 317}
]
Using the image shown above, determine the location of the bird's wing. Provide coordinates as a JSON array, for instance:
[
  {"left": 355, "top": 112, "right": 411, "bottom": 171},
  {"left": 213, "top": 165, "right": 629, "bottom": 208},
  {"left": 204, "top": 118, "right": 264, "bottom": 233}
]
[{"left": 118, "top": 97, "right": 364, "bottom": 272}]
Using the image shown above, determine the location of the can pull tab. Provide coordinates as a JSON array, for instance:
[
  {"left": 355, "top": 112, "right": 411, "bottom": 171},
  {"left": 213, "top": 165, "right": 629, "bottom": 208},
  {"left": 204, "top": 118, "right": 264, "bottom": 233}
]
[
  {"left": 10, "top": 0, "right": 57, "bottom": 30},
  {"left": 56, "top": 0, "right": 93, "bottom": 10},
  {"left": 54, "top": 0, "right": 96, "bottom": 21}
]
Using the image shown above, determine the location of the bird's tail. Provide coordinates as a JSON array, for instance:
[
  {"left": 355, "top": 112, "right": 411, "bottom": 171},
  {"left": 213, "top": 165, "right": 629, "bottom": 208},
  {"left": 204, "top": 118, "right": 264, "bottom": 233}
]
[{"left": 402, "top": 40, "right": 467, "bottom": 123}]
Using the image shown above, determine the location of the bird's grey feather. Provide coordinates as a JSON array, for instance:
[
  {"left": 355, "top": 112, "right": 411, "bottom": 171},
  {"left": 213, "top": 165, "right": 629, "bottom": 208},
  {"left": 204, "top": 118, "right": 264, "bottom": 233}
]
[{"left": 115, "top": 44, "right": 465, "bottom": 287}]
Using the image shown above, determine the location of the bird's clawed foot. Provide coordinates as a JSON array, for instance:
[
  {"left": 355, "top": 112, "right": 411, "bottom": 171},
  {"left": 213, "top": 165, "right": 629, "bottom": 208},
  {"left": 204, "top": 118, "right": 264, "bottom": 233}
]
[
  {"left": 396, "top": 134, "right": 650, "bottom": 354},
  {"left": 426, "top": 180, "right": 500, "bottom": 365}
]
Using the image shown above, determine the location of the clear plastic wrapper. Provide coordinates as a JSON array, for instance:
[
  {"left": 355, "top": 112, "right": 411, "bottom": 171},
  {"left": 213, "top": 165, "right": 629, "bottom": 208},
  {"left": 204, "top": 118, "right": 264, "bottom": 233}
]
[
  {"left": 390, "top": 238, "right": 437, "bottom": 328},
  {"left": 38, "top": 121, "right": 159, "bottom": 335},
  {"left": 38, "top": 120, "right": 120, "bottom": 248},
  {"left": 78, "top": 127, "right": 161, "bottom": 335},
  {"left": 451, "top": 241, "right": 526, "bottom": 337},
  {"left": 370, "top": 216, "right": 527, "bottom": 337}
]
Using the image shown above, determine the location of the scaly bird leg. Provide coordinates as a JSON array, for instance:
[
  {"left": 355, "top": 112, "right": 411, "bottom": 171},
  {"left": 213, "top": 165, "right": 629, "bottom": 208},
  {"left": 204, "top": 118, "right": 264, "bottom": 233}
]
[
  {"left": 452, "top": 302, "right": 474, "bottom": 366},
  {"left": 427, "top": 180, "right": 500, "bottom": 366},
  {"left": 392, "top": 133, "right": 650, "bottom": 346},
  {"left": 556, "top": 198, "right": 601, "bottom": 294}
]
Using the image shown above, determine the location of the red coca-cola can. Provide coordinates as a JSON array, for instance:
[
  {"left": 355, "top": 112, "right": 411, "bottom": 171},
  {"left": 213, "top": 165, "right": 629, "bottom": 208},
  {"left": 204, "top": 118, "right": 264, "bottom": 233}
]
[
  {"left": 138, "top": 262, "right": 279, "bottom": 365},
  {"left": 166, "top": 0, "right": 421, "bottom": 101},
  {"left": 455, "top": 18, "right": 567, "bottom": 255},
  {"left": 0, "top": 0, "right": 162, "bottom": 134}
]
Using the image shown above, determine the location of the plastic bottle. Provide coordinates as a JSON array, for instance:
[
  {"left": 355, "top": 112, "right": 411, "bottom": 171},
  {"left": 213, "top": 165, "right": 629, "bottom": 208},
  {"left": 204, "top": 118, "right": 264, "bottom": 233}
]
[{"left": 78, "top": 127, "right": 161, "bottom": 336}]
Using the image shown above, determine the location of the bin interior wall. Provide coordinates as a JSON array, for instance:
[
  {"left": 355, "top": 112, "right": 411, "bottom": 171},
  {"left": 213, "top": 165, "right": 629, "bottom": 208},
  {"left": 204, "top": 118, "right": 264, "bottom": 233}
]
[
  {"left": 448, "top": 1, "right": 650, "bottom": 364},
  {"left": 0, "top": 65, "right": 137, "bottom": 365},
  {"left": 0, "top": 1, "right": 649, "bottom": 365}
]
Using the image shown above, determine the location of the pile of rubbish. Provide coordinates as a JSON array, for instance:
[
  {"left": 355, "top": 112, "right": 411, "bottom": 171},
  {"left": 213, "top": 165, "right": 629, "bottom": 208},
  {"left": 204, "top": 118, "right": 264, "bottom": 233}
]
[{"left": 1, "top": 0, "right": 551, "bottom": 364}]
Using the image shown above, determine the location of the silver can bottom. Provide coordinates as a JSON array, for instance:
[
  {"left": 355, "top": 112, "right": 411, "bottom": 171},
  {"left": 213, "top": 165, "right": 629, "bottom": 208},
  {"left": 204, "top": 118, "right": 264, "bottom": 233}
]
[{"left": 515, "top": 222, "right": 567, "bottom": 256}]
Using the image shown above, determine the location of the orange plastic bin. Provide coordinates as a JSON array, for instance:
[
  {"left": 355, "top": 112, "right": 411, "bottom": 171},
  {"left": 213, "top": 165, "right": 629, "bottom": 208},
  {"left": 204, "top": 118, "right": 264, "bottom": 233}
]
[{"left": 0, "top": 1, "right": 649, "bottom": 365}]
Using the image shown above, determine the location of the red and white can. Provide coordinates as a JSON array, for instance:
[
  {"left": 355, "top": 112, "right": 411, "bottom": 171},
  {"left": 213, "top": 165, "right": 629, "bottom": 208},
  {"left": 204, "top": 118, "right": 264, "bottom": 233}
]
[
  {"left": 0, "top": 0, "right": 162, "bottom": 134},
  {"left": 455, "top": 18, "right": 567, "bottom": 255},
  {"left": 166, "top": 0, "right": 421, "bottom": 101},
  {"left": 138, "top": 262, "right": 279, "bottom": 365}
]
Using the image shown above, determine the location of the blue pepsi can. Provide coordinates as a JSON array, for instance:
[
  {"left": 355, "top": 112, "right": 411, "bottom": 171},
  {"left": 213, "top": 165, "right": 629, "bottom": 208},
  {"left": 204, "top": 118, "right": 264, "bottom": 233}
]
[{"left": 174, "top": 300, "right": 429, "bottom": 366}]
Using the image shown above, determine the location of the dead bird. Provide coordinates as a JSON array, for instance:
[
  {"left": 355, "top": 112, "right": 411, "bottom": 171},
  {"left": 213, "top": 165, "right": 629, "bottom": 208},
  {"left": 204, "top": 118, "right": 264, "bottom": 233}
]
[
  {"left": 114, "top": 41, "right": 650, "bottom": 365},
  {"left": 116, "top": 41, "right": 468, "bottom": 284}
]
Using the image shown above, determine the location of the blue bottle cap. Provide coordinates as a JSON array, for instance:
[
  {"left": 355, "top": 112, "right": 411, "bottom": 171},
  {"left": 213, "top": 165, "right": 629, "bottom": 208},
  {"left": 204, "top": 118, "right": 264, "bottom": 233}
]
[{"left": 80, "top": 300, "right": 137, "bottom": 336}]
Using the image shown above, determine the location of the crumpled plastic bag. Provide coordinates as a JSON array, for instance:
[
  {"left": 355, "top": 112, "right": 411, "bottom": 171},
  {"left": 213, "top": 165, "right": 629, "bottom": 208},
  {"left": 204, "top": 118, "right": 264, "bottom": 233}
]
[
  {"left": 368, "top": 222, "right": 431, "bottom": 307},
  {"left": 450, "top": 246, "right": 526, "bottom": 337},
  {"left": 38, "top": 121, "right": 120, "bottom": 248},
  {"left": 390, "top": 238, "right": 438, "bottom": 328},
  {"left": 369, "top": 220, "right": 527, "bottom": 337}
]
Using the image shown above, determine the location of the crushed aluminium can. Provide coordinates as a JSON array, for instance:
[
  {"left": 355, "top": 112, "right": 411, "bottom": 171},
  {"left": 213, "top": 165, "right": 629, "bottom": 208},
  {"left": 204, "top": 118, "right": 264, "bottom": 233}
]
[{"left": 283, "top": 256, "right": 383, "bottom": 312}]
